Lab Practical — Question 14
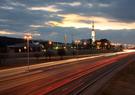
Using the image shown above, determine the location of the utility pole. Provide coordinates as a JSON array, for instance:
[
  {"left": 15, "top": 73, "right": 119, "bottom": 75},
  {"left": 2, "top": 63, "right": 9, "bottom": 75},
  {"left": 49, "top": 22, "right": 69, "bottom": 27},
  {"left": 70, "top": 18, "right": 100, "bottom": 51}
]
[{"left": 64, "top": 34, "right": 67, "bottom": 48}]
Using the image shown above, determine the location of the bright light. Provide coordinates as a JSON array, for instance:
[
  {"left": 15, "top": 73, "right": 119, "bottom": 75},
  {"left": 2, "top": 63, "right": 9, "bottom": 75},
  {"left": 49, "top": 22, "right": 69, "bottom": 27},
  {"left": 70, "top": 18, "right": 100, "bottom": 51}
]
[
  {"left": 19, "top": 49, "right": 21, "bottom": 52},
  {"left": 124, "top": 49, "right": 135, "bottom": 53},
  {"left": 24, "top": 33, "right": 32, "bottom": 40},
  {"left": 48, "top": 41, "right": 52, "bottom": 45},
  {"left": 75, "top": 40, "right": 80, "bottom": 44},
  {"left": 24, "top": 46, "right": 27, "bottom": 49},
  {"left": 83, "top": 42, "right": 87, "bottom": 45},
  {"left": 42, "top": 49, "right": 46, "bottom": 52},
  {"left": 56, "top": 46, "right": 59, "bottom": 50}
]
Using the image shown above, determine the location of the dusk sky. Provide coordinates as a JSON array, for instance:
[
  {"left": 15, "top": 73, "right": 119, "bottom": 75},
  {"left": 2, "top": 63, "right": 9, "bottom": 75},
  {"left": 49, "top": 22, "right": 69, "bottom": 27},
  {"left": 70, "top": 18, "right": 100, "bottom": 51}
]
[{"left": 0, "top": 0, "right": 135, "bottom": 44}]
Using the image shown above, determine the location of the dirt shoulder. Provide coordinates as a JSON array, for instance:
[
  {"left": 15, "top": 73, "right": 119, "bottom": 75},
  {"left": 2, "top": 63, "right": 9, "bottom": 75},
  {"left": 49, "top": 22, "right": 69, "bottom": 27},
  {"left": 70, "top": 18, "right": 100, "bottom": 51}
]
[{"left": 97, "top": 60, "right": 135, "bottom": 95}]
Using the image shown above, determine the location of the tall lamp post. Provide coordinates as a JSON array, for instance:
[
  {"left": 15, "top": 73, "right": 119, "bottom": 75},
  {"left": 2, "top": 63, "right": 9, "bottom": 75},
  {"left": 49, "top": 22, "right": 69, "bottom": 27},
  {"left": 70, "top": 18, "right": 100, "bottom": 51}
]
[
  {"left": 64, "top": 34, "right": 67, "bottom": 48},
  {"left": 24, "top": 33, "right": 32, "bottom": 71},
  {"left": 75, "top": 40, "right": 80, "bottom": 56}
]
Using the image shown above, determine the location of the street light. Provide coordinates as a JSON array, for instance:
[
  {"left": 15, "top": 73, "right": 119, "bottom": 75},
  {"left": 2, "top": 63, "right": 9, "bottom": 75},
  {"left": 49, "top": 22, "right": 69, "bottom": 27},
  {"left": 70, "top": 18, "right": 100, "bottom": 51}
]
[
  {"left": 24, "top": 33, "right": 32, "bottom": 71},
  {"left": 64, "top": 34, "right": 67, "bottom": 48},
  {"left": 75, "top": 40, "right": 80, "bottom": 48},
  {"left": 48, "top": 40, "right": 52, "bottom": 45},
  {"left": 75, "top": 40, "right": 80, "bottom": 56}
]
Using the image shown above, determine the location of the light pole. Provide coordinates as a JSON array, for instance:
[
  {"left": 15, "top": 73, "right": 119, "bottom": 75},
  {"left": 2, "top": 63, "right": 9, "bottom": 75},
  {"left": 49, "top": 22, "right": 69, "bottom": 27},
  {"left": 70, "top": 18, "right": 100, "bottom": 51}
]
[
  {"left": 48, "top": 40, "right": 53, "bottom": 49},
  {"left": 75, "top": 40, "right": 80, "bottom": 56},
  {"left": 24, "top": 33, "right": 32, "bottom": 71},
  {"left": 64, "top": 34, "right": 67, "bottom": 48}
]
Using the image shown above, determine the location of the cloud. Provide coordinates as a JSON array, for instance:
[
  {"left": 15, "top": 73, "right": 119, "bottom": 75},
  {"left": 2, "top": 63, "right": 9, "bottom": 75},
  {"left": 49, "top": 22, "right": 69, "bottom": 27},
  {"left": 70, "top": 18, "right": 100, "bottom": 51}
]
[
  {"left": 57, "top": 2, "right": 81, "bottom": 7},
  {"left": 0, "top": 29, "right": 41, "bottom": 40},
  {"left": 0, "top": 6, "right": 14, "bottom": 10},
  {"left": 46, "top": 14, "right": 91, "bottom": 28},
  {"left": 98, "top": 3, "right": 110, "bottom": 7},
  {"left": 0, "top": 0, "right": 135, "bottom": 44},
  {"left": 0, "top": 30, "right": 15, "bottom": 35},
  {"left": 29, "top": 25, "right": 45, "bottom": 28},
  {"left": 96, "top": 29, "right": 135, "bottom": 44},
  {"left": 46, "top": 14, "right": 135, "bottom": 30},
  {"left": 28, "top": 5, "right": 62, "bottom": 12},
  {"left": 49, "top": 31, "right": 58, "bottom": 36},
  {"left": 10, "top": 2, "right": 26, "bottom": 7}
]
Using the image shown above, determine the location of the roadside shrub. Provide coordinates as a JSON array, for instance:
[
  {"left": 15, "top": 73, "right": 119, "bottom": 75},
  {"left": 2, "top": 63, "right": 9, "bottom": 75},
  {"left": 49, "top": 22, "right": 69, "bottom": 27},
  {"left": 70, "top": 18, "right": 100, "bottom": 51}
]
[{"left": 57, "top": 48, "right": 66, "bottom": 59}]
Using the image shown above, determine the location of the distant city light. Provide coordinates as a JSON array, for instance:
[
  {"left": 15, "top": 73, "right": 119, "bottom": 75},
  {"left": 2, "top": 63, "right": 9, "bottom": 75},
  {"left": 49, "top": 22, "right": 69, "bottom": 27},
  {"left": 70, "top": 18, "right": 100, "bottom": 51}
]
[
  {"left": 83, "top": 42, "right": 87, "bottom": 45},
  {"left": 19, "top": 49, "right": 21, "bottom": 52},
  {"left": 55, "top": 46, "right": 59, "bottom": 50},
  {"left": 48, "top": 41, "right": 52, "bottom": 45},
  {"left": 24, "top": 46, "right": 27, "bottom": 49},
  {"left": 75, "top": 40, "right": 80, "bottom": 44}
]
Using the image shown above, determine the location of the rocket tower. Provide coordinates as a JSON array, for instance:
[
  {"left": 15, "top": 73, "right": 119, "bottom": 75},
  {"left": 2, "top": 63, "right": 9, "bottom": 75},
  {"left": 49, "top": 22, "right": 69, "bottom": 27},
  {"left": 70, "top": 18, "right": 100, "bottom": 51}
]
[{"left": 91, "top": 21, "right": 96, "bottom": 44}]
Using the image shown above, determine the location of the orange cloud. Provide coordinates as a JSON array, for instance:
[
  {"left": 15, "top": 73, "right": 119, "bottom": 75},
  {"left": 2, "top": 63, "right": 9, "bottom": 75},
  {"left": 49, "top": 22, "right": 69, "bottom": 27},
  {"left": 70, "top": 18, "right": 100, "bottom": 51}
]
[
  {"left": 0, "top": 30, "right": 16, "bottom": 35},
  {"left": 46, "top": 14, "right": 135, "bottom": 30}
]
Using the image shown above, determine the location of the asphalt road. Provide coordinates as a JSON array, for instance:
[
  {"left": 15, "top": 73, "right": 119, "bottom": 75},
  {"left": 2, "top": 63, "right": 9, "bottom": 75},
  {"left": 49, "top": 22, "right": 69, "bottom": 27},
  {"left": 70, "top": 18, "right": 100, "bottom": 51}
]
[{"left": 0, "top": 51, "right": 134, "bottom": 95}]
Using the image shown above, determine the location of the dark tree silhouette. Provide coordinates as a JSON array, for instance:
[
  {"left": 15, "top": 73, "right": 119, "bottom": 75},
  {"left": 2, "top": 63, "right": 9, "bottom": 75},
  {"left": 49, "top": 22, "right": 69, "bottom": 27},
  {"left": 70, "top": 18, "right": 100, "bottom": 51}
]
[{"left": 57, "top": 48, "right": 66, "bottom": 59}]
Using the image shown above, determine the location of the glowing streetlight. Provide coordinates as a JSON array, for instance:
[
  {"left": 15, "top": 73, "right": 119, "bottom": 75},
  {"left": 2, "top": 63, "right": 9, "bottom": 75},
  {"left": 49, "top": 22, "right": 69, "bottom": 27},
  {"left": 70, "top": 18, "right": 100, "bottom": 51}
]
[
  {"left": 75, "top": 40, "right": 80, "bottom": 48},
  {"left": 63, "top": 46, "right": 66, "bottom": 49},
  {"left": 64, "top": 34, "right": 67, "bottom": 48},
  {"left": 83, "top": 42, "right": 87, "bottom": 46},
  {"left": 56, "top": 46, "right": 59, "bottom": 50},
  {"left": 24, "top": 33, "right": 32, "bottom": 71},
  {"left": 48, "top": 40, "right": 52, "bottom": 45}
]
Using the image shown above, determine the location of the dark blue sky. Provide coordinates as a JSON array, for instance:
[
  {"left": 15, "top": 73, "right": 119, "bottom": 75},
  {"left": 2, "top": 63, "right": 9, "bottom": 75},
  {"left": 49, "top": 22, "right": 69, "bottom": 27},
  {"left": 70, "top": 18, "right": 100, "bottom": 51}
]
[{"left": 0, "top": 0, "right": 135, "bottom": 44}]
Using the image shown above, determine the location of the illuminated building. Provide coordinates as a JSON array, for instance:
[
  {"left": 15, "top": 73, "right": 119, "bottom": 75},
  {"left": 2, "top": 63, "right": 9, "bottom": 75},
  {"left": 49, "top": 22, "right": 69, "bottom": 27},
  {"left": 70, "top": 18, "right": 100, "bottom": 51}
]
[{"left": 91, "top": 21, "right": 96, "bottom": 44}]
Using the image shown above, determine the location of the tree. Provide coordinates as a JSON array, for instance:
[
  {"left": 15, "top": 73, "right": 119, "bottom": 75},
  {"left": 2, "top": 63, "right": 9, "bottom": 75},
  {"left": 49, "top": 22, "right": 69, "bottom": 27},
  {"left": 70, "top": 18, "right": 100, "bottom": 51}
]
[
  {"left": 57, "top": 48, "right": 66, "bottom": 59},
  {"left": 100, "top": 39, "right": 111, "bottom": 49},
  {"left": 46, "top": 49, "right": 54, "bottom": 60}
]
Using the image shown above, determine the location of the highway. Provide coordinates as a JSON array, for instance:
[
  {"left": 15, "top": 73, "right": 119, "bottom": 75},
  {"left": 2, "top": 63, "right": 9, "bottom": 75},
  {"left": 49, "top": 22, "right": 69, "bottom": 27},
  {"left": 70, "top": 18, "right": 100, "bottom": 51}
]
[{"left": 0, "top": 50, "right": 135, "bottom": 95}]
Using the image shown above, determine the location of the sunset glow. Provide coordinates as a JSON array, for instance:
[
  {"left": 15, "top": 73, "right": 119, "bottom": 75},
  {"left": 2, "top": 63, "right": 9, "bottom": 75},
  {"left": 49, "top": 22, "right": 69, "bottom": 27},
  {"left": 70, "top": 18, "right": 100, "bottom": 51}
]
[{"left": 47, "top": 14, "right": 135, "bottom": 30}]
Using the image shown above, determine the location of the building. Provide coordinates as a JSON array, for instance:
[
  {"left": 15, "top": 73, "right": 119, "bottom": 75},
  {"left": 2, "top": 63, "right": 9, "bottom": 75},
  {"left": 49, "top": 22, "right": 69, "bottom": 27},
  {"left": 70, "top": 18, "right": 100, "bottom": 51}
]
[
  {"left": 95, "top": 39, "right": 111, "bottom": 50},
  {"left": 7, "top": 43, "right": 42, "bottom": 53},
  {"left": 0, "top": 36, "right": 24, "bottom": 53}
]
